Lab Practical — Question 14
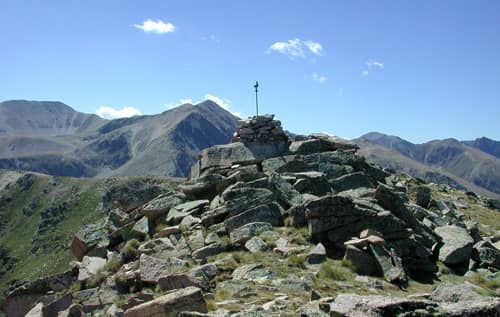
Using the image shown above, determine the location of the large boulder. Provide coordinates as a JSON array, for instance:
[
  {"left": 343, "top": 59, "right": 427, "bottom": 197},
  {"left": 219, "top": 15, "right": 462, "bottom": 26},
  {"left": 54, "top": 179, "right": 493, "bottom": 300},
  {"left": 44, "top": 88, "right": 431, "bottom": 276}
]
[
  {"left": 70, "top": 221, "right": 109, "bottom": 261},
  {"left": 194, "top": 141, "right": 288, "bottom": 178},
  {"left": 123, "top": 286, "right": 207, "bottom": 317},
  {"left": 305, "top": 195, "right": 407, "bottom": 244},
  {"left": 222, "top": 187, "right": 275, "bottom": 217},
  {"left": 435, "top": 225, "right": 474, "bottom": 265}
]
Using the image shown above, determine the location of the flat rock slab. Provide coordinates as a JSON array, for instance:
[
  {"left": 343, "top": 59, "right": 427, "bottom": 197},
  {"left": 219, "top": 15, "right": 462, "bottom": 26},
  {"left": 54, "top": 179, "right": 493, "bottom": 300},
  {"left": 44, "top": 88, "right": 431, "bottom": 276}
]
[
  {"left": 124, "top": 286, "right": 207, "bottom": 317},
  {"left": 328, "top": 293, "right": 433, "bottom": 317}
]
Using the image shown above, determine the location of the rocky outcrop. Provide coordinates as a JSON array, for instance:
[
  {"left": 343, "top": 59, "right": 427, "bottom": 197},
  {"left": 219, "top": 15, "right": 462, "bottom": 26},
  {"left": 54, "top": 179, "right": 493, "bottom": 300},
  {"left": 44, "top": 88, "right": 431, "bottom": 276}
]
[{"left": 7, "top": 114, "right": 500, "bottom": 317}]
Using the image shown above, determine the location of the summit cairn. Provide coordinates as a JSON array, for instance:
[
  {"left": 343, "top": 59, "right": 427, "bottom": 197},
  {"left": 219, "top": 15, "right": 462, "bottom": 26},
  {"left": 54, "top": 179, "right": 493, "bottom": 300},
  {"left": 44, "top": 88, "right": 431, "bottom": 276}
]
[
  {"left": 232, "top": 114, "right": 288, "bottom": 143},
  {"left": 190, "top": 114, "right": 290, "bottom": 179}
]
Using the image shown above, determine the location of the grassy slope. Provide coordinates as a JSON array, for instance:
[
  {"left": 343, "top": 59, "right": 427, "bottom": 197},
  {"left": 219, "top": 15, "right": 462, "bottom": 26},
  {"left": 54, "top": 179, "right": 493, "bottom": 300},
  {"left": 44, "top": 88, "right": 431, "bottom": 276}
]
[{"left": 0, "top": 174, "right": 105, "bottom": 295}]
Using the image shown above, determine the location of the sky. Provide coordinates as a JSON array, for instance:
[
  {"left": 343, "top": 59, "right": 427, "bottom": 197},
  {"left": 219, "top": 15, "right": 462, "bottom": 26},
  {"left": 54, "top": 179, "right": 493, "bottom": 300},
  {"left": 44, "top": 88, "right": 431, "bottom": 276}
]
[{"left": 1, "top": 1, "right": 499, "bottom": 143}]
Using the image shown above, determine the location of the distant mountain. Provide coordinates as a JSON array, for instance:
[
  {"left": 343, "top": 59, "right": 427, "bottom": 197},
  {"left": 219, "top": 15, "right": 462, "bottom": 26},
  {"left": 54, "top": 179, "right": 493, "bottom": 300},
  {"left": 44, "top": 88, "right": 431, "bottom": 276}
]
[
  {"left": 463, "top": 137, "right": 500, "bottom": 159},
  {"left": 356, "top": 132, "right": 500, "bottom": 198},
  {"left": 0, "top": 100, "right": 239, "bottom": 177}
]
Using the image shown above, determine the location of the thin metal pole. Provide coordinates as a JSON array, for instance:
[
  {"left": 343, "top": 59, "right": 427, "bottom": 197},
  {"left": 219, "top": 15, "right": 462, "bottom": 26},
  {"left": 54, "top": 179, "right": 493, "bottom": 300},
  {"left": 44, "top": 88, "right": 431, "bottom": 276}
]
[
  {"left": 254, "top": 81, "right": 259, "bottom": 116},
  {"left": 255, "top": 88, "right": 259, "bottom": 116}
]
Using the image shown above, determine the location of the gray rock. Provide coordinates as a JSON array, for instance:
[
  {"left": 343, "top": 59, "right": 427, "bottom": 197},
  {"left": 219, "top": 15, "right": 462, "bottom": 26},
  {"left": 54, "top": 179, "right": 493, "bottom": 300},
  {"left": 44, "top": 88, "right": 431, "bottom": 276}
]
[
  {"left": 472, "top": 240, "right": 500, "bottom": 269},
  {"left": 344, "top": 245, "right": 380, "bottom": 276},
  {"left": 435, "top": 225, "right": 474, "bottom": 265},
  {"left": 232, "top": 264, "right": 276, "bottom": 283},
  {"left": 25, "top": 303, "right": 44, "bottom": 317},
  {"left": 229, "top": 222, "right": 273, "bottom": 245},
  {"left": 157, "top": 273, "right": 199, "bottom": 292},
  {"left": 77, "top": 256, "right": 107, "bottom": 281},
  {"left": 216, "top": 280, "right": 256, "bottom": 298},
  {"left": 222, "top": 187, "right": 275, "bottom": 217},
  {"left": 138, "top": 254, "right": 188, "bottom": 284},
  {"left": 330, "top": 172, "right": 375, "bottom": 192},
  {"left": 192, "top": 244, "right": 222, "bottom": 261},
  {"left": 305, "top": 195, "right": 407, "bottom": 244},
  {"left": 142, "top": 192, "right": 185, "bottom": 220},
  {"left": 187, "top": 229, "right": 205, "bottom": 252},
  {"left": 109, "top": 208, "right": 131, "bottom": 227},
  {"left": 224, "top": 203, "right": 284, "bottom": 232},
  {"left": 123, "top": 287, "right": 207, "bottom": 317},
  {"left": 137, "top": 237, "right": 189, "bottom": 259},
  {"left": 245, "top": 237, "right": 268, "bottom": 253},
  {"left": 305, "top": 243, "right": 326, "bottom": 265},
  {"left": 369, "top": 245, "right": 407, "bottom": 286},
  {"left": 131, "top": 216, "right": 149, "bottom": 239},
  {"left": 431, "top": 282, "right": 485, "bottom": 302},
  {"left": 166, "top": 200, "right": 209, "bottom": 225},
  {"left": 70, "top": 221, "right": 109, "bottom": 261},
  {"left": 409, "top": 185, "right": 432, "bottom": 208},
  {"left": 268, "top": 172, "right": 302, "bottom": 207},
  {"left": 327, "top": 293, "right": 433, "bottom": 317},
  {"left": 440, "top": 299, "right": 500, "bottom": 317}
]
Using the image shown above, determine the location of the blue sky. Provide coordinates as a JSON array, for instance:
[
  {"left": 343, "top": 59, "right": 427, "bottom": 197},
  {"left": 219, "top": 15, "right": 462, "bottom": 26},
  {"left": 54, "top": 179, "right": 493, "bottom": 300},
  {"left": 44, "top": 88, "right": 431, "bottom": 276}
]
[{"left": 1, "top": 1, "right": 499, "bottom": 143}]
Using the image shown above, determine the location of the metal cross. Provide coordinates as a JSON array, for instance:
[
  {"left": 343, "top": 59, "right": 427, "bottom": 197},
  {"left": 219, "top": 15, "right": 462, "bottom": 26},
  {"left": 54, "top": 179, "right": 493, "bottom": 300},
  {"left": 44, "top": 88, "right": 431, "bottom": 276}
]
[{"left": 254, "top": 81, "right": 259, "bottom": 116}]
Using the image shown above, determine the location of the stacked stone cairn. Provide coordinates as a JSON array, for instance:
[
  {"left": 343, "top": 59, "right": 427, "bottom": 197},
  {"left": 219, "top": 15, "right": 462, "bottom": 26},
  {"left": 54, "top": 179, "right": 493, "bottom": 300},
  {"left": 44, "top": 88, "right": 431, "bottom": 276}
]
[
  {"left": 231, "top": 114, "right": 288, "bottom": 143},
  {"left": 6, "top": 114, "right": 500, "bottom": 317}
]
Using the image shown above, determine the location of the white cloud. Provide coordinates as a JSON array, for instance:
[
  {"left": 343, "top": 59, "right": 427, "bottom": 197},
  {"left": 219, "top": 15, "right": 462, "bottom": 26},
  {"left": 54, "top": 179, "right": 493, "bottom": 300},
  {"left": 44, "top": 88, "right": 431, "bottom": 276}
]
[
  {"left": 362, "top": 60, "right": 384, "bottom": 76},
  {"left": 134, "top": 19, "right": 175, "bottom": 34},
  {"left": 96, "top": 106, "right": 142, "bottom": 119},
  {"left": 201, "top": 34, "right": 219, "bottom": 42},
  {"left": 304, "top": 41, "right": 323, "bottom": 55},
  {"left": 312, "top": 73, "right": 327, "bottom": 83},
  {"left": 267, "top": 38, "right": 323, "bottom": 59},
  {"left": 204, "top": 94, "right": 231, "bottom": 110}
]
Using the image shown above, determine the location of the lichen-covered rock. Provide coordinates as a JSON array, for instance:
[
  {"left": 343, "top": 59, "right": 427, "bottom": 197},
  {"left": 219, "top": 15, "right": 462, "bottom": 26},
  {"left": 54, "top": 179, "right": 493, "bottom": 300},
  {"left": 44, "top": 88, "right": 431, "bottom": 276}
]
[
  {"left": 166, "top": 200, "right": 209, "bottom": 225},
  {"left": 139, "top": 254, "right": 188, "bottom": 284},
  {"left": 224, "top": 203, "right": 284, "bottom": 232},
  {"left": 245, "top": 236, "right": 268, "bottom": 253},
  {"left": 229, "top": 222, "right": 273, "bottom": 244},
  {"left": 71, "top": 221, "right": 109, "bottom": 261},
  {"left": 142, "top": 191, "right": 186, "bottom": 220}
]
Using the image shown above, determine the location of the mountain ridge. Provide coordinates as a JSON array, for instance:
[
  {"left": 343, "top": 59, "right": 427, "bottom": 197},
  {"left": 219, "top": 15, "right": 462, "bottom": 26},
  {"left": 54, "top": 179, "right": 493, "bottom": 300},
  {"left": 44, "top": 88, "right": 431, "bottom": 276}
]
[
  {"left": 0, "top": 100, "right": 240, "bottom": 178},
  {"left": 356, "top": 132, "right": 500, "bottom": 197}
]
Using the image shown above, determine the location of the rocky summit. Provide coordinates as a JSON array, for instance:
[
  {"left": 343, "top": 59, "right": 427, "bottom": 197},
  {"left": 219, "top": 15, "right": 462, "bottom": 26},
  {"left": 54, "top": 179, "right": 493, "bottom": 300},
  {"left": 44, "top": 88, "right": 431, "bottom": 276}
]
[{"left": 3, "top": 115, "right": 500, "bottom": 317}]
